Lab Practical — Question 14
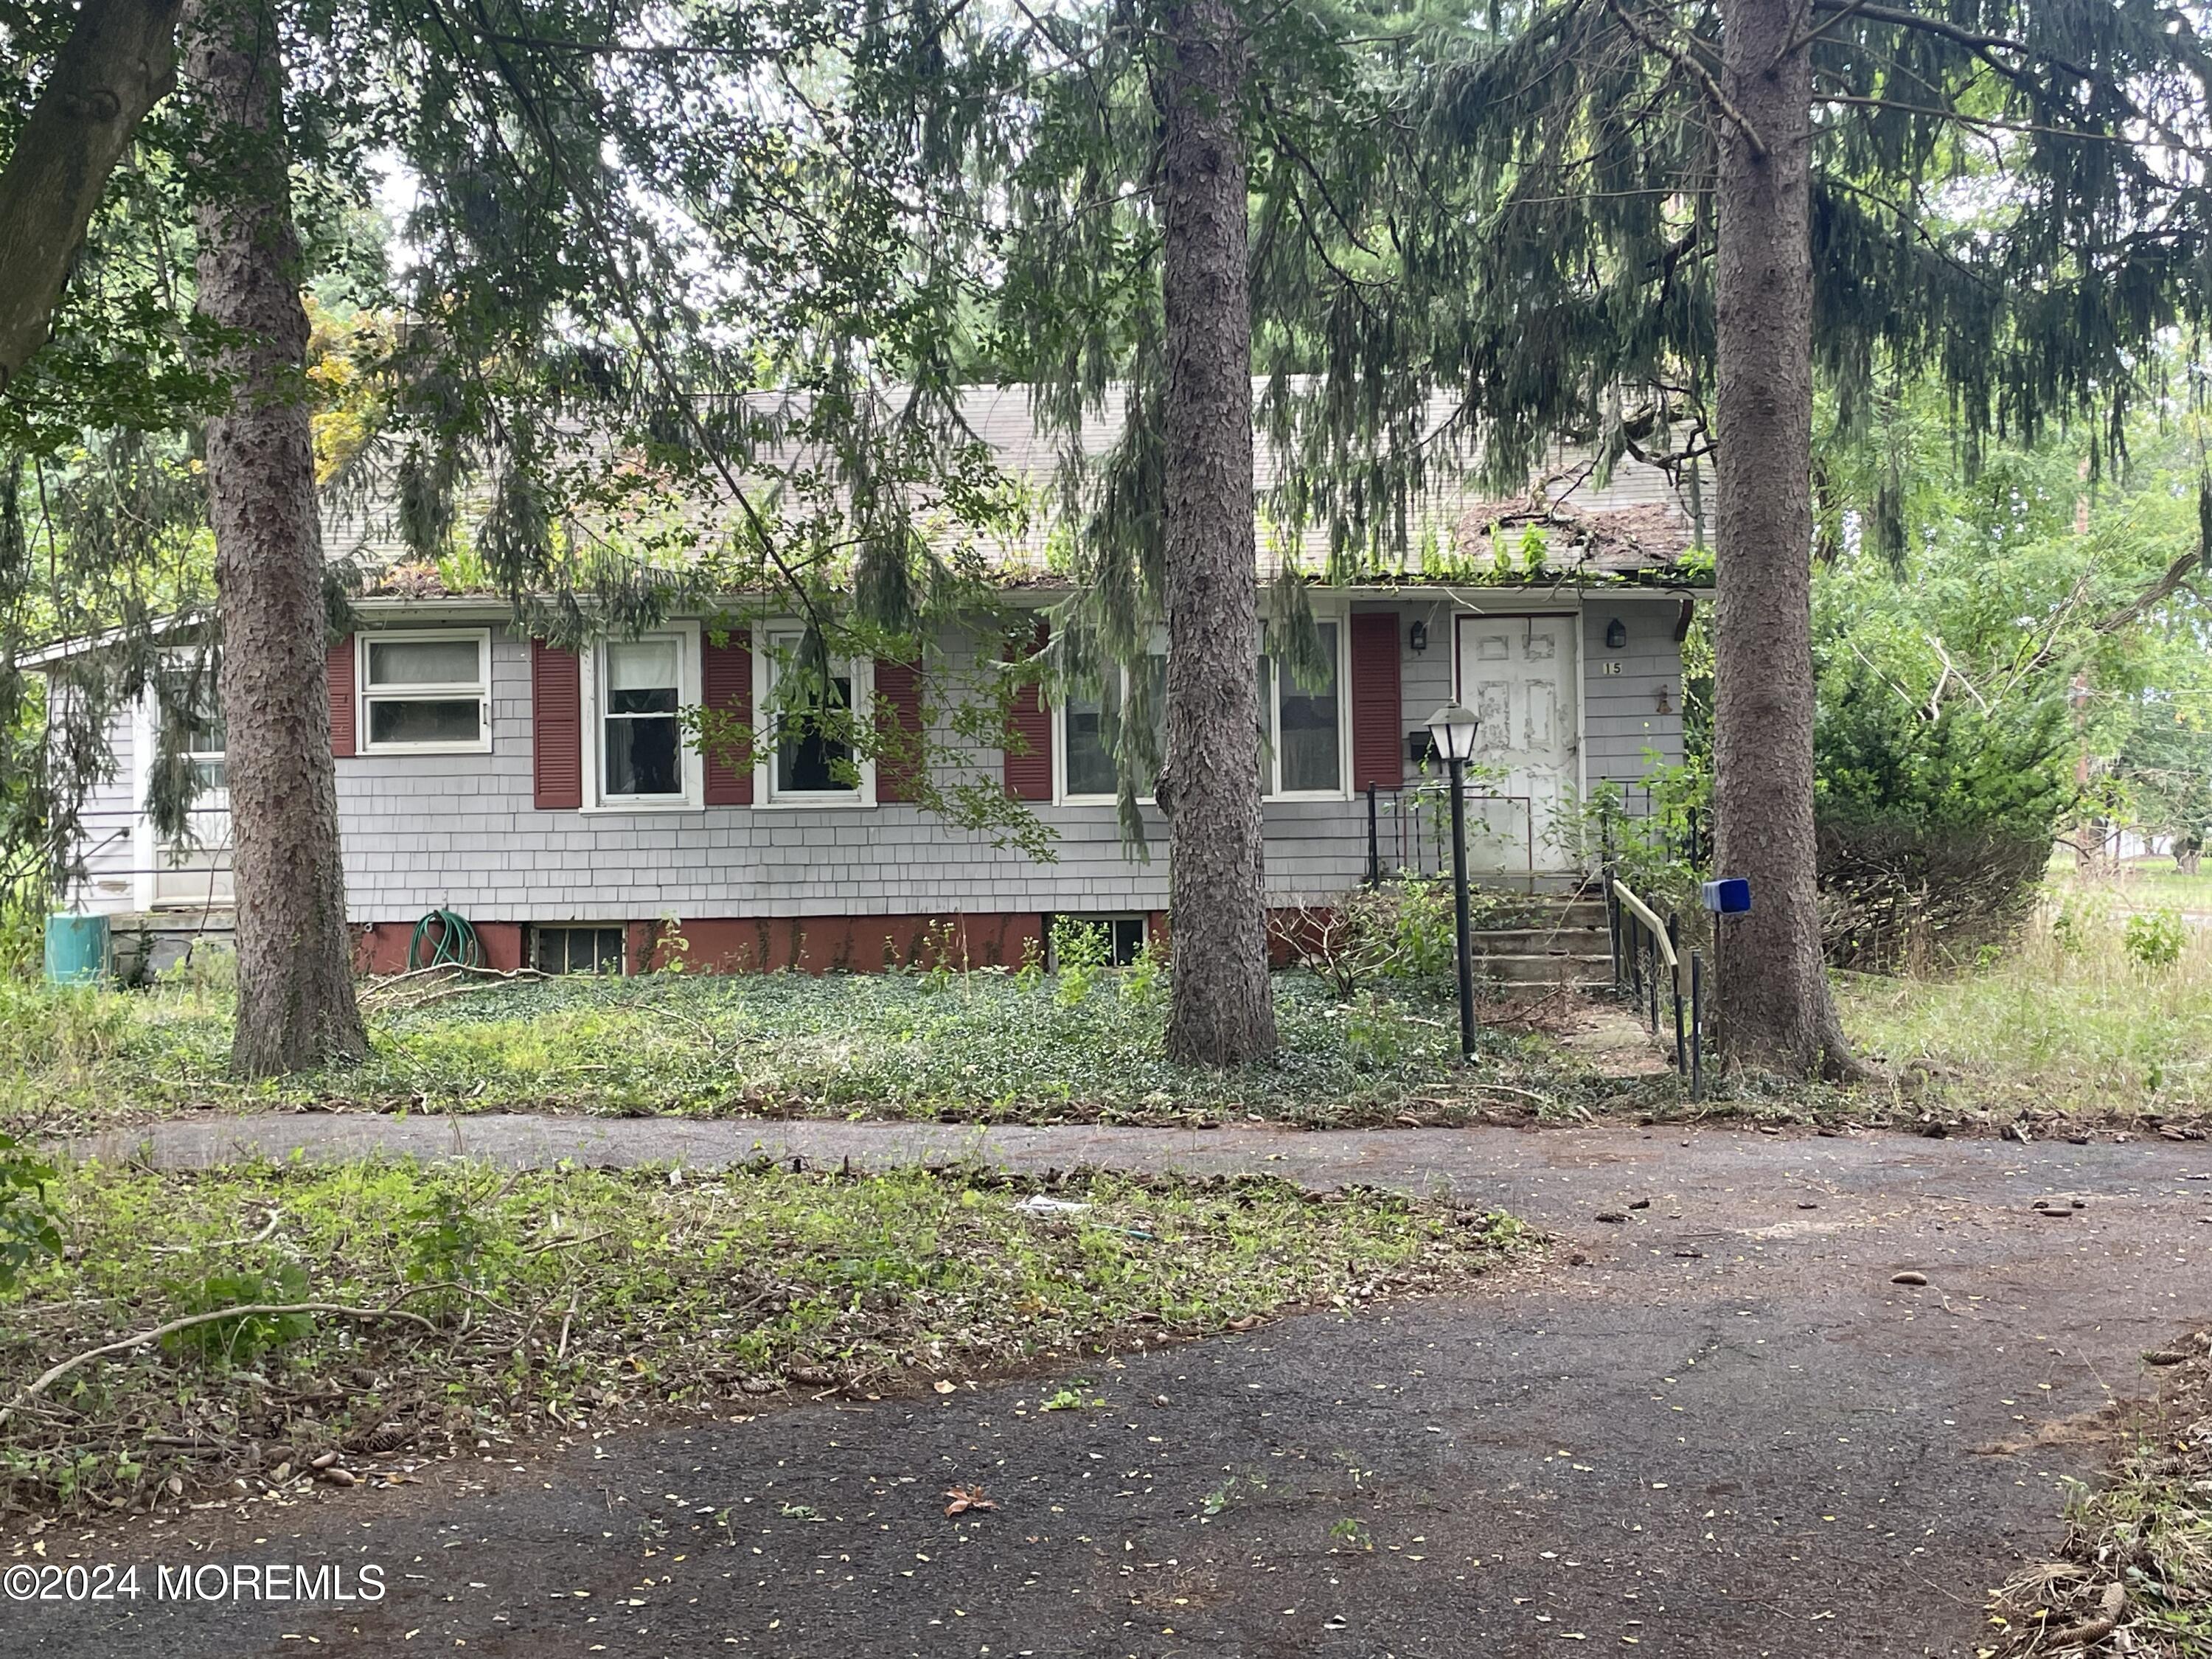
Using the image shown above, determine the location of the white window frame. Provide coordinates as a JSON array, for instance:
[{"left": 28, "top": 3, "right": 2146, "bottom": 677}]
[
  {"left": 1057, "top": 630, "right": 1168, "bottom": 807},
  {"left": 752, "top": 625, "right": 875, "bottom": 808},
  {"left": 357, "top": 628, "right": 493, "bottom": 756},
  {"left": 1259, "top": 611, "right": 1352, "bottom": 801},
  {"left": 582, "top": 620, "right": 703, "bottom": 812},
  {"left": 1054, "top": 611, "right": 1352, "bottom": 805}
]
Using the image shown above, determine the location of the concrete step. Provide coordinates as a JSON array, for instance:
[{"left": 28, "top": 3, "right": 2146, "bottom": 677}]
[
  {"left": 1498, "top": 898, "right": 1610, "bottom": 930},
  {"left": 1470, "top": 927, "right": 1611, "bottom": 956},
  {"left": 1478, "top": 951, "right": 1614, "bottom": 984}
]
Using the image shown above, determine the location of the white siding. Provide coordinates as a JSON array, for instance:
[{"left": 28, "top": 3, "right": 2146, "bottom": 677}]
[{"left": 54, "top": 689, "right": 140, "bottom": 915}]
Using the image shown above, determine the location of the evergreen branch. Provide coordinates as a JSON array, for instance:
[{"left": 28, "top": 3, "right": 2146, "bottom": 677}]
[
  {"left": 1602, "top": 0, "right": 1765, "bottom": 161},
  {"left": 1815, "top": 93, "right": 2182, "bottom": 150},
  {"left": 1787, "top": 0, "right": 1873, "bottom": 56},
  {"left": 1807, "top": 1, "right": 2091, "bottom": 84},
  {"left": 1808, "top": 0, "right": 2204, "bottom": 160}
]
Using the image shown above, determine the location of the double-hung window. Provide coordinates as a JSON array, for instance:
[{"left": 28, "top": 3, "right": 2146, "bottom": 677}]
[
  {"left": 358, "top": 630, "right": 491, "bottom": 753},
  {"left": 587, "top": 623, "right": 702, "bottom": 809},
  {"left": 1259, "top": 619, "right": 1346, "bottom": 797},
  {"left": 1060, "top": 650, "right": 1166, "bottom": 803},
  {"left": 156, "top": 663, "right": 227, "bottom": 792},
  {"left": 1057, "top": 619, "right": 1348, "bottom": 802},
  {"left": 759, "top": 629, "right": 872, "bottom": 804}
]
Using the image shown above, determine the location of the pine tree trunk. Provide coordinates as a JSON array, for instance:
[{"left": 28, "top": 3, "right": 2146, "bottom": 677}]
[
  {"left": 1157, "top": 0, "right": 1276, "bottom": 1065},
  {"left": 185, "top": 0, "right": 366, "bottom": 1076},
  {"left": 1710, "top": 0, "right": 1860, "bottom": 1079}
]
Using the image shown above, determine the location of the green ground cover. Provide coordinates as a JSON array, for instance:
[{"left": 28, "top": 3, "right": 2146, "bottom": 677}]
[
  {"left": 0, "top": 967, "right": 1592, "bottom": 1135},
  {"left": 0, "top": 1154, "right": 1527, "bottom": 1517}
]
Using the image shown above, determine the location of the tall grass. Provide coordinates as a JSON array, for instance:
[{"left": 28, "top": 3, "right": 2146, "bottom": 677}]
[{"left": 1838, "top": 891, "right": 2212, "bottom": 1116}]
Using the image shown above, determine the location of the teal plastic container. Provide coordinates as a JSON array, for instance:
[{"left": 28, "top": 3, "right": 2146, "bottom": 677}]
[{"left": 44, "top": 913, "right": 111, "bottom": 986}]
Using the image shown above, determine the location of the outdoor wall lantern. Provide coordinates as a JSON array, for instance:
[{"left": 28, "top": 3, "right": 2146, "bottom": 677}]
[
  {"left": 1423, "top": 703, "right": 1484, "bottom": 1062},
  {"left": 1604, "top": 616, "right": 1628, "bottom": 650},
  {"left": 1409, "top": 619, "right": 1428, "bottom": 654}
]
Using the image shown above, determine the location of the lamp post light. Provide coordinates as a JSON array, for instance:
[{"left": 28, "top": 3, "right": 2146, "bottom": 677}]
[{"left": 1426, "top": 703, "right": 1482, "bottom": 1062}]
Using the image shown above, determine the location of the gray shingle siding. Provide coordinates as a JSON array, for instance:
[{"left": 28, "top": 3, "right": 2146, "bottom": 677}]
[{"left": 58, "top": 594, "right": 1687, "bottom": 922}]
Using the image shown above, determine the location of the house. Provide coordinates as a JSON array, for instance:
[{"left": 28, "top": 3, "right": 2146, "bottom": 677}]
[{"left": 37, "top": 387, "right": 1709, "bottom": 978}]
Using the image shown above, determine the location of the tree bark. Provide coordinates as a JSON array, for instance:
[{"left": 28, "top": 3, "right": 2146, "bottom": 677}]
[
  {"left": 184, "top": 0, "right": 366, "bottom": 1076},
  {"left": 1710, "top": 0, "right": 1861, "bottom": 1079},
  {"left": 1157, "top": 0, "right": 1277, "bottom": 1065},
  {"left": 0, "top": 0, "right": 186, "bottom": 389}
]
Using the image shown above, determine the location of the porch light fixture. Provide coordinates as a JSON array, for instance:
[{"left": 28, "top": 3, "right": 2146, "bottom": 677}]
[
  {"left": 1604, "top": 616, "right": 1628, "bottom": 651},
  {"left": 1423, "top": 703, "right": 1482, "bottom": 1060},
  {"left": 1408, "top": 619, "right": 1428, "bottom": 654},
  {"left": 1425, "top": 702, "right": 1481, "bottom": 765}
]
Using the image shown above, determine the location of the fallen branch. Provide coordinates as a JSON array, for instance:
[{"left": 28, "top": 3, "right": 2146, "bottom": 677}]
[
  {"left": 2041, "top": 1582, "right": 2126, "bottom": 1649},
  {"left": 7, "top": 1303, "right": 440, "bottom": 1408}
]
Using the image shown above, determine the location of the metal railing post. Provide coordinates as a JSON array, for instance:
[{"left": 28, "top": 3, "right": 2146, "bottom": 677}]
[
  {"left": 1366, "top": 784, "right": 1380, "bottom": 889},
  {"left": 1667, "top": 911, "right": 1686, "bottom": 1074},
  {"left": 1689, "top": 950, "right": 1704, "bottom": 1101}
]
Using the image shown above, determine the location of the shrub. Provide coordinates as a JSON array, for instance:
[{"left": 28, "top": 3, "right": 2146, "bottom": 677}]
[
  {"left": 1810, "top": 677, "right": 2075, "bottom": 972},
  {"left": 1273, "top": 880, "right": 1466, "bottom": 998},
  {"left": 1815, "top": 813, "right": 2052, "bottom": 973},
  {"left": 2123, "top": 909, "right": 2187, "bottom": 970},
  {"left": 0, "top": 1131, "right": 62, "bottom": 1295}
]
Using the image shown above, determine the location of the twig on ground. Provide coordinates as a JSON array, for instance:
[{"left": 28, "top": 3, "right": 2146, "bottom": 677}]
[{"left": 7, "top": 1304, "right": 440, "bottom": 1409}]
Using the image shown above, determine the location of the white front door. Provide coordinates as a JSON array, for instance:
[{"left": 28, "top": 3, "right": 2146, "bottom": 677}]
[{"left": 1454, "top": 613, "right": 1579, "bottom": 874}]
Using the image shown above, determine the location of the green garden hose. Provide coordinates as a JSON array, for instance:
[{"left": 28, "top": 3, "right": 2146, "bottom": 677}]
[{"left": 407, "top": 908, "right": 482, "bottom": 972}]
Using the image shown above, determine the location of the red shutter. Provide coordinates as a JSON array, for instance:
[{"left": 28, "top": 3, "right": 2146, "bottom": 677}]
[
  {"left": 874, "top": 657, "right": 923, "bottom": 804},
  {"left": 701, "top": 630, "right": 754, "bottom": 806},
  {"left": 1003, "top": 618, "right": 1052, "bottom": 801},
  {"left": 327, "top": 635, "right": 356, "bottom": 757},
  {"left": 532, "top": 640, "right": 582, "bottom": 810},
  {"left": 1349, "top": 611, "right": 1403, "bottom": 790}
]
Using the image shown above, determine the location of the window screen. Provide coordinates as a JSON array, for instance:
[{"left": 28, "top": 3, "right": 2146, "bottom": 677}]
[{"left": 604, "top": 638, "right": 682, "bottom": 796}]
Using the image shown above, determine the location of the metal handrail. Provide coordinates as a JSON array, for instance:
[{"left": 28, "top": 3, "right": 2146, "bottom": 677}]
[{"left": 1611, "top": 880, "right": 1678, "bottom": 979}]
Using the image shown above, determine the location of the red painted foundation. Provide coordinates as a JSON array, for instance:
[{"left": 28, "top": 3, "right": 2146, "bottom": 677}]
[
  {"left": 352, "top": 907, "right": 1332, "bottom": 977},
  {"left": 353, "top": 919, "right": 524, "bottom": 975},
  {"left": 655, "top": 913, "right": 1047, "bottom": 974}
]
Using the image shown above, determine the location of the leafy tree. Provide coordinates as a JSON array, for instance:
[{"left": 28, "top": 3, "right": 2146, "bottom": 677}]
[
  {"left": 0, "top": 0, "right": 185, "bottom": 390},
  {"left": 4, "top": 0, "right": 1052, "bottom": 1070}
]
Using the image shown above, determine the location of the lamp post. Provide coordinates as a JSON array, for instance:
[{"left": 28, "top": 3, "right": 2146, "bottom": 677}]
[{"left": 1426, "top": 703, "right": 1482, "bottom": 1062}]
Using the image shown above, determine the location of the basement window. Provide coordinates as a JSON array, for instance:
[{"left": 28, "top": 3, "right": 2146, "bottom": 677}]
[
  {"left": 1045, "top": 914, "right": 1147, "bottom": 969},
  {"left": 532, "top": 925, "right": 627, "bottom": 975}
]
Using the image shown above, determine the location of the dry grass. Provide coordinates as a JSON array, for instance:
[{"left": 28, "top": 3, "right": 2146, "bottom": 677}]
[
  {"left": 1983, "top": 1329, "right": 2212, "bottom": 1658},
  {"left": 1837, "top": 895, "right": 2212, "bottom": 1121}
]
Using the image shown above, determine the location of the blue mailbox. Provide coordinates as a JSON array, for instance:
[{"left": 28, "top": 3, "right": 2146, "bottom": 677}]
[{"left": 1700, "top": 877, "right": 1751, "bottom": 915}]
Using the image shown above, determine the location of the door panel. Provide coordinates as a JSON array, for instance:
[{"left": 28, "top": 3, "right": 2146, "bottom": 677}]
[{"left": 1455, "top": 615, "right": 1578, "bottom": 874}]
